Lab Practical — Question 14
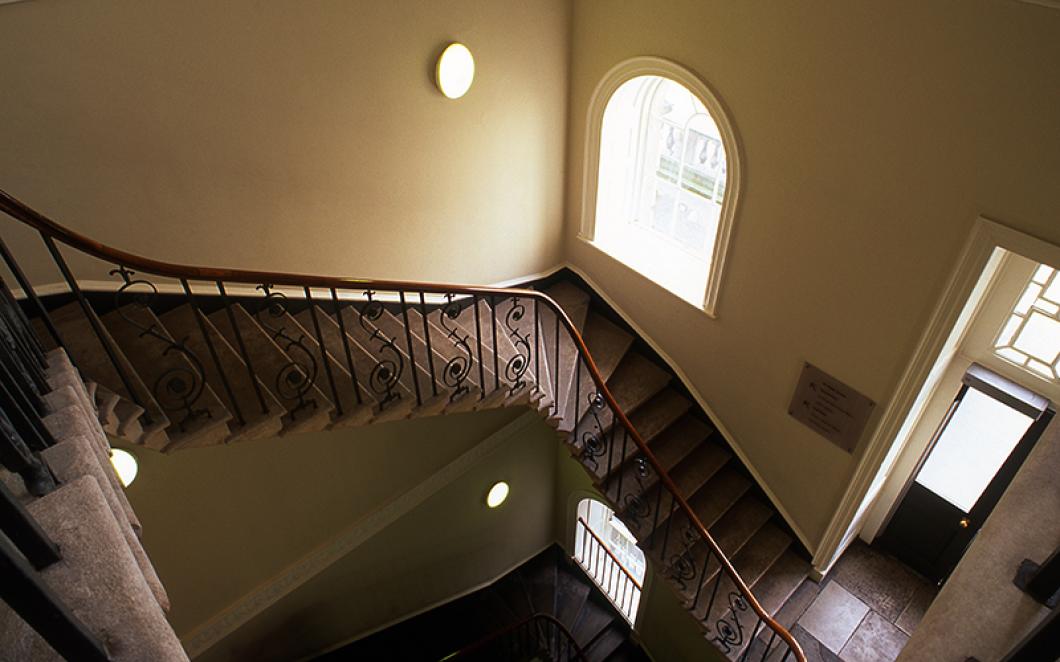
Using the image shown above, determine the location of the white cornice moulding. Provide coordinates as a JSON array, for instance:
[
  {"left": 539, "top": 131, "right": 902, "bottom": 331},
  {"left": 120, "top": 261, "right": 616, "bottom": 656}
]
[{"left": 180, "top": 411, "right": 541, "bottom": 658}]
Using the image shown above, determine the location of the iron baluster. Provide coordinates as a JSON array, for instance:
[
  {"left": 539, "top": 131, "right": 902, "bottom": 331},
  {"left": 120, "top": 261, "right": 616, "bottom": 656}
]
[
  {"left": 615, "top": 429, "right": 629, "bottom": 503},
  {"left": 330, "top": 288, "right": 363, "bottom": 406},
  {"left": 398, "top": 291, "right": 422, "bottom": 406},
  {"left": 42, "top": 236, "right": 148, "bottom": 417},
  {"left": 437, "top": 295, "right": 473, "bottom": 403},
  {"left": 305, "top": 287, "right": 342, "bottom": 418},
  {"left": 502, "top": 297, "right": 531, "bottom": 395},
  {"left": 358, "top": 290, "right": 403, "bottom": 409},
  {"left": 713, "top": 593, "right": 750, "bottom": 654},
  {"left": 0, "top": 363, "right": 55, "bottom": 451},
  {"left": 0, "top": 407, "right": 55, "bottom": 496},
  {"left": 0, "top": 480, "right": 60, "bottom": 570},
  {"left": 473, "top": 296, "right": 485, "bottom": 401},
  {"left": 417, "top": 292, "right": 438, "bottom": 398},
  {"left": 112, "top": 266, "right": 210, "bottom": 430},
  {"left": 181, "top": 279, "right": 245, "bottom": 428},
  {"left": 692, "top": 548, "right": 714, "bottom": 611},
  {"left": 0, "top": 234, "right": 65, "bottom": 352},
  {"left": 0, "top": 276, "right": 46, "bottom": 365},
  {"left": 761, "top": 631, "right": 778, "bottom": 662},
  {"left": 0, "top": 291, "right": 48, "bottom": 390},
  {"left": 216, "top": 281, "right": 270, "bottom": 415},
  {"left": 488, "top": 295, "right": 500, "bottom": 393},
  {"left": 660, "top": 492, "right": 676, "bottom": 560},
  {"left": 703, "top": 567, "right": 724, "bottom": 628},
  {"left": 255, "top": 284, "right": 317, "bottom": 417},
  {"left": 740, "top": 617, "right": 765, "bottom": 662},
  {"left": 649, "top": 485, "right": 664, "bottom": 550},
  {"left": 0, "top": 534, "right": 110, "bottom": 661},
  {"left": 553, "top": 313, "right": 560, "bottom": 415},
  {"left": 533, "top": 298, "right": 540, "bottom": 398},
  {"left": 0, "top": 344, "right": 46, "bottom": 417}
]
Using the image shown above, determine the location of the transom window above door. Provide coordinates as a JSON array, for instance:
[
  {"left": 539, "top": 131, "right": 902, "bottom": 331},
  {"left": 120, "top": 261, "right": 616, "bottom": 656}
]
[
  {"left": 993, "top": 262, "right": 1060, "bottom": 382},
  {"left": 581, "top": 58, "right": 741, "bottom": 315}
]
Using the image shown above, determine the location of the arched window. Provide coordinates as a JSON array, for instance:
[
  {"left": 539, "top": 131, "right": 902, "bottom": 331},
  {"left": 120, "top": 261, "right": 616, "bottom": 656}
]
[
  {"left": 574, "top": 498, "right": 646, "bottom": 623},
  {"left": 581, "top": 58, "right": 741, "bottom": 315}
]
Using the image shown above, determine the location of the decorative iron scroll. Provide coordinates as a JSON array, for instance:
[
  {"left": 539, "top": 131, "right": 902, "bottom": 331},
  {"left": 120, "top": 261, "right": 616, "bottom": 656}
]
[
  {"left": 665, "top": 526, "right": 702, "bottom": 593},
  {"left": 255, "top": 285, "right": 317, "bottom": 417},
  {"left": 359, "top": 290, "right": 403, "bottom": 409},
  {"left": 438, "top": 294, "right": 473, "bottom": 402},
  {"left": 712, "top": 592, "right": 750, "bottom": 654},
  {"left": 503, "top": 296, "right": 531, "bottom": 395},
  {"left": 579, "top": 391, "right": 608, "bottom": 472},
  {"left": 111, "top": 266, "right": 209, "bottom": 429}
]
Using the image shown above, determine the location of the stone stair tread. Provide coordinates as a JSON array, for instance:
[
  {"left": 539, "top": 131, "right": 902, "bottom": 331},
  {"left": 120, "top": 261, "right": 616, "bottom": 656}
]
[
  {"left": 334, "top": 302, "right": 449, "bottom": 417},
  {"left": 566, "top": 352, "right": 670, "bottom": 443},
  {"left": 555, "top": 564, "right": 593, "bottom": 631},
  {"left": 520, "top": 559, "right": 557, "bottom": 616},
  {"left": 743, "top": 579, "right": 819, "bottom": 662},
  {"left": 695, "top": 522, "right": 792, "bottom": 625},
  {"left": 675, "top": 494, "right": 775, "bottom": 604},
  {"left": 91, "top": 382, "right": 123, "bottom": 434},
  {"left": 603, "top": 414, "right": 711, "bottom": 501},
  {"left": 47, "top": 302, "right": 169, "bottom": 446},
  {"left": 584, "top": 622, "right": 626, "bottom": 662},
  {"left": 160, "top": 305, "right": 286, "bottom": 442},
  {"left": 208, "top": 304, "right": 334, "bottom": 434},
  {"left": 628, "top": 456, "right": 741, "bottom": 546},
  {"left": 562, "top": 312, "right": 635, "bottom": 424},
  {"left": 101, "top": 305, "right": 232, "bottom": 448},
  {"left": 728, "top": 550, "right": 810, "bottom": 660},
  {"left": 293, "top": 307, "right": 415, "bottom": 422},
  {"left": 541, "top": 282, "right": 591, "bottom": 428},
  {"left": 570, "top": 596, "right": 614, "bottom": 650}
]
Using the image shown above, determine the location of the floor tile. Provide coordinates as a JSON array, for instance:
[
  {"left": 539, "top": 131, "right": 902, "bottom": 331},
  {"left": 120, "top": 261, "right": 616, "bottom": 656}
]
[
  {"left": 829, "top": 541, "right": 924, "bottom": 621},
  {"left": 775, "top": 625, "right": 842, "bottom": 662},
  {"left": 839, "top": 611, "right": 910, "bottom": 662},
  {"left": 797, "top": 581, "right": 869, "bottom": 653},
  {"left": 895, "top": 583, "right": 936, "bottom": 635}
]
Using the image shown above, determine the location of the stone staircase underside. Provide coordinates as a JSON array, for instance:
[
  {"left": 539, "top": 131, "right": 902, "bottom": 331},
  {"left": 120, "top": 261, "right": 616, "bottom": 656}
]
[{"left": 32, "top": 275, "right": 810, "bottom": 660}]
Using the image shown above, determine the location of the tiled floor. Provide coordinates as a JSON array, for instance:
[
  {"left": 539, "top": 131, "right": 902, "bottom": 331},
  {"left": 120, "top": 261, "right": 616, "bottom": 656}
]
[{"left": 769, "top": 541, "right": 938, "bottom": 662}]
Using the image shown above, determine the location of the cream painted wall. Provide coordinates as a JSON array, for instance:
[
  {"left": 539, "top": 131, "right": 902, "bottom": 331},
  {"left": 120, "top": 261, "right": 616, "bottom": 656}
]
[
  {"left": 0, "top": 0, "right": 569, "bottom": 286},
  {"left": 565, "top": 0, "right": 1060, "bottom": 548}
]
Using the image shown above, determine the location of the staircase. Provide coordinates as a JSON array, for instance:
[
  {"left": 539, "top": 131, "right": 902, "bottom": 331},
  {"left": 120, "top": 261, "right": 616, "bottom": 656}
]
[
  {"left": 325, "top": 545, "right": 648, "bottom": 661},
  {"left": 0, "top": 189, "right": 809, "bottom": 661}
]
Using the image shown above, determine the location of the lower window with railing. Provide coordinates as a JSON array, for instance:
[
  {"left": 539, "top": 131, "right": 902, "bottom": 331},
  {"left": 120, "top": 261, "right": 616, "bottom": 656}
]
[{"left": 573, "top": 498, "right": 646, "bottom": 624}]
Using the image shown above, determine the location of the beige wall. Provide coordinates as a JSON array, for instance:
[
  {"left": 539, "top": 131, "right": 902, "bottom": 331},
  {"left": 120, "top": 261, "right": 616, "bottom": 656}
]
[
  {"left": 565, "top": 0, "right": 1060, "bottom": 548},
  {"left": 0, "top": 0, "right": 569, "bottom": 286}
]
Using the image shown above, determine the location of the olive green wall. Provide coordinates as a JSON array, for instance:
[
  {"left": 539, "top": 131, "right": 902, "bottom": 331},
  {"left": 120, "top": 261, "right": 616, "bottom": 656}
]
[{"left": 564, "top": 0, "right": 1060, "bottom": 549}]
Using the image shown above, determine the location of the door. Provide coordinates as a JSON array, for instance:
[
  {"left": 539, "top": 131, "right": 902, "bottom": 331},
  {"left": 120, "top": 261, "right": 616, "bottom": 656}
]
[{"left": 878, "top": 363, "right": 1053, "bottom": 584}]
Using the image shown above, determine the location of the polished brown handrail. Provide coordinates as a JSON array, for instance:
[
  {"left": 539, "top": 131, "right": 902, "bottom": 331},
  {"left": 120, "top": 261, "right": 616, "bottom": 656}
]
[
  {"left": 0, "top": 188, "right": 805, "bottom": 661},
  {"left": 576, "top": 516, "right": 643, "bottom": 591},
  {"left": 442, "top": 612, "right": 587, "bottom": 661}
]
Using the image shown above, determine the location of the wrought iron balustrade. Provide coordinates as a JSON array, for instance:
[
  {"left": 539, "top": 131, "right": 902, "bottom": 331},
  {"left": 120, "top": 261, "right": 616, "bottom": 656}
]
[{"left": 0, "top": 187, "right": 806, "bottom": 662}]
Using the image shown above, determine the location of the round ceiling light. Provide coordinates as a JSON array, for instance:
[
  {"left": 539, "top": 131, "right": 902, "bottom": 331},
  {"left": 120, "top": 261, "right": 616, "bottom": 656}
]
[
  {"left": 110, "top": 448, "right": 139, "bottom": 487},
  {"left": 436, "top": 42, "right": 475, "bottom": 99},
  {"left": 486, "top": 481, "right": 509, "bottom": 508}
]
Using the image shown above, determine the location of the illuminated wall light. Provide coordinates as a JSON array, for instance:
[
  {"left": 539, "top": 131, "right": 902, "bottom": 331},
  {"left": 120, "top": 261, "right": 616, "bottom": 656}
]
[
  {"left": 436, "top": 42, "right": 475, "bottom": 99},
  {"left": 485, "top": 481, "right": 509, "bottom": 508},
  {"left": 110, "top": 448, "right": 139, "bottom": 487}
]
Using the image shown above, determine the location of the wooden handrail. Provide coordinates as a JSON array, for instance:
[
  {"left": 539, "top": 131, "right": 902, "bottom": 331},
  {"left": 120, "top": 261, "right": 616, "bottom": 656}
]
[
  {"left": 443, "top": 612, "right": 587, "bottom": 661},
  {"left": 0, "top": 188, "right": 805, "bottom": 661},
  {"left": 576, "top": 516, "right": 643, "bottom": 591}
]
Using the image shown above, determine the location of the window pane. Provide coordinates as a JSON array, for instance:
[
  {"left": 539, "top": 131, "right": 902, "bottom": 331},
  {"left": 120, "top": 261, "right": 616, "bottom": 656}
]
[{"left": 915, "top": 388, "right": 1034, "bottom": 511}]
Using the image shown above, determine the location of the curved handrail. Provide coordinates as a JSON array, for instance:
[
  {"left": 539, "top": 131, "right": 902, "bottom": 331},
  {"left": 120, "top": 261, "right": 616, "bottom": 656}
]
[
  {"left": 0, "top": 188, "right": 805, "bottom": 661},
  {"left": 442, "top": 613, "right": 587, "bottom": 661}
]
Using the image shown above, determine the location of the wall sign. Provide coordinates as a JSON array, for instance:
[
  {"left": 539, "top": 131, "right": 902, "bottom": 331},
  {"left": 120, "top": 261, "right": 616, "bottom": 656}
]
[{"left": 789, "top": 362, "right": 875, "bottom": 453}]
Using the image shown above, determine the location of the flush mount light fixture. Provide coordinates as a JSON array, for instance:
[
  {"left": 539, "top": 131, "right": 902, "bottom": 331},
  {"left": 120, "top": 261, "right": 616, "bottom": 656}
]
[
  {"left": 436, "top": 42, "right": 475, "bottom": 99},
  {"left": 110, "top": 448, "right": 139, "bottom": 487},
  {"left": 485, "top": 481, "right": 509, "bottom": 508}
]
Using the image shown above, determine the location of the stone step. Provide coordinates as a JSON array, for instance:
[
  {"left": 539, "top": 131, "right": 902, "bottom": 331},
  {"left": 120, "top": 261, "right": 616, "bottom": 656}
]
[
  {"left": 583, "top": 621, "right": 626, "bottom": 662},
  {"left": 694, "top": 522, "right": 792, "bottom": 626},
  {"left": 570, "top": 595, "right": 615, "bottom": 652},
  {"left": 671, "top": 493, "right": 775, "bottom": 607},
  {"left": 207, "top": 304, "right": 334, "bottom": 435},
  {"left": 602, "top": 413, "right": 710, "bottom": 504},
  {"left": 588, "top": 389, "right": 694, "bottom": 483},
  {"left": 248, "top": 306, "right": 373, "bottom": 429},
  {"left": 100, "top": 306, "right": 232, "bottom": 452},
  {"left": 568, "top": 352, "right": 671, "bottom": 450},
  {"left": 160, "top": 305, "right": 286, "bottom": 442},
  {"left": 334, "top": 301, "right": 449, "bottom": 418},
  {"left": 292, "top": 307, "right": 415, "bottom": 423},
  {"left": 562, "top": 312, "right": 634, "bottom": 426},
  {"left": 624, "top": 445, "right": 734, "bottom": 544},
  {"left": 404, "top": 307, "right": 503, "bottom": 410},
  {"left": 728, "top": 550, "right": 810, "bottom": 661},
  {"left": 539, "top": 281, "right": 592, "bottom": 426},
  {"left": 46, "top": 303, "right": 169, "bottom": 447}
]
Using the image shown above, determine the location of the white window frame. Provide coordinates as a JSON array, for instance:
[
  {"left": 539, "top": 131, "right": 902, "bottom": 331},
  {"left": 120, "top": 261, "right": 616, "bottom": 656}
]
[{"left": 579, "top": 56, "right": 743, "bottom": 317}]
